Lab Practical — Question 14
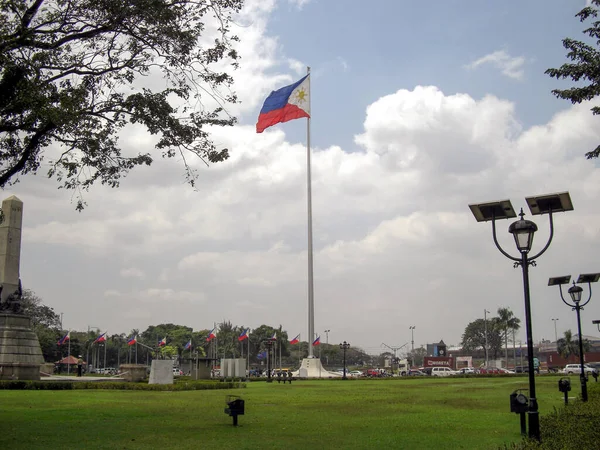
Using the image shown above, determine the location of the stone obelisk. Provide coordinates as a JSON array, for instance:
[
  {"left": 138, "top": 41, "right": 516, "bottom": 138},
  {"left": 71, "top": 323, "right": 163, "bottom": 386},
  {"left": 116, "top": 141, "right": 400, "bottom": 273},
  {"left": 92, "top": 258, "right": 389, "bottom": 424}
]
[
  {"left": 0, "top": 195, "right": 44, "bottom": 380},
  {"left": 0, "top": 195, "right": 23, "bottom": 302}
]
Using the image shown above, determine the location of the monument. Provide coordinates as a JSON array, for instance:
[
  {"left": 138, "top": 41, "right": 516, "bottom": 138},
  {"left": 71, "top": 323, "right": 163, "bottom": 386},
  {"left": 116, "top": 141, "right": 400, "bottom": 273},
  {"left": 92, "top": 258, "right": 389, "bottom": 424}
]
[{"left": 0, "top": 196, "right": 44, "bottom": 380}]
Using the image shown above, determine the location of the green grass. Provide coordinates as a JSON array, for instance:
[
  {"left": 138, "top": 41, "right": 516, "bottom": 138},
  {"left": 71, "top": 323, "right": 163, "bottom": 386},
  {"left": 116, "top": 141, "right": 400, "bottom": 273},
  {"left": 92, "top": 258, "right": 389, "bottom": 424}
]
[{"left": 0, "top": 376, "right": 592, "bottom": 449}]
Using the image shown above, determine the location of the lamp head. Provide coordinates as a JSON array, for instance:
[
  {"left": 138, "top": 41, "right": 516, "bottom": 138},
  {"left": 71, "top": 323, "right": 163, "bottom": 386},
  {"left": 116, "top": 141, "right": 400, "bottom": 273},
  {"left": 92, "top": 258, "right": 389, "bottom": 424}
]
[
  {"left": 508, "top": 209, "right": 538, "bottom": 253},
  {"left": 568, "top": 282, "right": 583, "bottom": 303}
]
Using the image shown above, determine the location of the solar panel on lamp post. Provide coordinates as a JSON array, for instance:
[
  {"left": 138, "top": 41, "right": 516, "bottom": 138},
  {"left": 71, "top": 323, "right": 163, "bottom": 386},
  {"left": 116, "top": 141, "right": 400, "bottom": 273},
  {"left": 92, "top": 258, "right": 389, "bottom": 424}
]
[
  {"left": 468, "top": 192, "right": 573, "bottom": 442},
  {"left": 549, "top": 273, "right": 600, "bottom": 402}
]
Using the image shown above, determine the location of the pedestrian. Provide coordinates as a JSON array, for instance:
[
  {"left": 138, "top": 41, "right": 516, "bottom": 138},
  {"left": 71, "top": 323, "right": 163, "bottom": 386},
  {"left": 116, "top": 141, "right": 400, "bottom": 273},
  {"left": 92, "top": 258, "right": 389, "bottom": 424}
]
[{"left": 77, "top": 356, "right": 83, "bottom": 377}]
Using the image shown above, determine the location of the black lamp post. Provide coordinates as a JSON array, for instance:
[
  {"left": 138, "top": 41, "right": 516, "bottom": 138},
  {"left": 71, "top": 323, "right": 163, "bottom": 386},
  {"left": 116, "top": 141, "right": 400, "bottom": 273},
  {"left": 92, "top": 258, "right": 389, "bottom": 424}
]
[
  {"left": 265, "top": 339, "right": 275, "bottom": 383},
  {"left": 548, "top": 273, "right": 599, "bottom": 402},
  {"left": 469, "top": 191, "right": 573, "bottom": 442},
  {"left": 339, "top": 341, "right": 350, "bottom": 380}
]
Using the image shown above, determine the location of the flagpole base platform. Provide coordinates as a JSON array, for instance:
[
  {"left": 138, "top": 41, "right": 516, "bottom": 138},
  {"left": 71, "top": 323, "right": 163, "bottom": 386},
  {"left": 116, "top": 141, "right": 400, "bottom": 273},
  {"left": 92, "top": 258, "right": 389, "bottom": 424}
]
[
  {"left": 294, "top": 357, "right": 342, "bottom": 379},
  {"left": 0, "top": 314, "right": 43, "bottom": 380}
]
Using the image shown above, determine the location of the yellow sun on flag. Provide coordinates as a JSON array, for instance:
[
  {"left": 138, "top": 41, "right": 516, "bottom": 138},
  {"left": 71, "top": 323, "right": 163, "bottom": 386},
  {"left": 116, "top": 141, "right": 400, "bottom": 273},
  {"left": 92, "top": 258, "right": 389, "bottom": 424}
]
[{"left": 295, "top": 88, "right": 307, "bottom": 104}]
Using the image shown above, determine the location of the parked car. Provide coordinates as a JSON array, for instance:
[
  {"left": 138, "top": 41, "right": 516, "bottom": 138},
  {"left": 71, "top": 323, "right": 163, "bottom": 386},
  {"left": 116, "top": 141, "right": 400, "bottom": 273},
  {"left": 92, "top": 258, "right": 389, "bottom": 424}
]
[
  {"left": 477, "top": 367, "right": 501, "bottom": 374},
  {"left": 458, "top": 367, "right": 475, "bottom": 374},
  {"left": 172, "top": 367, "right": 183, "bottom": 376},
  {"left": 408, "top": 369, "right": 427, "bottom": 376},
  {"left": 431, "top": 367, "right": 458, "bottom": 377},
  {"left": 514, "top": 366, "right": 529, "bottom": 373},
  {"left": 498, "top": 368, "right": 515, "bottom": 374},
  {"left": 348, "top": 370, "right": 363, "bottom": 378},
  {"left": 562, "top": 364, "right": 596, "bottom": 375}
]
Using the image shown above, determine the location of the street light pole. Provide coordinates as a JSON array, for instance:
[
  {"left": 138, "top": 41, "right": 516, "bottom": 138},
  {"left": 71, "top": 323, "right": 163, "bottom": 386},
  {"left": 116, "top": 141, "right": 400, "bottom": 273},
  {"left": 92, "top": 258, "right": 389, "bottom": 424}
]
[
  {"left": 409, "top": 326, "right": 415, "bottom": 354},
  {"left": 339, "top": 341, "right": 350, "bottom": 380},
  {"left": 484, "top": 309, "right": 490, "bottom": 367},
  {"left": 549, "top": 273, "right": 599, "bottom": 402},
  {"left": 324, "top": 329, "right": 330, "bottom": 345},
  {"left": 469, "top": 191, "right": 574, "bottom": 442},
  {"left": 551, "top": 318, "right": 559, "bottom": 344}
]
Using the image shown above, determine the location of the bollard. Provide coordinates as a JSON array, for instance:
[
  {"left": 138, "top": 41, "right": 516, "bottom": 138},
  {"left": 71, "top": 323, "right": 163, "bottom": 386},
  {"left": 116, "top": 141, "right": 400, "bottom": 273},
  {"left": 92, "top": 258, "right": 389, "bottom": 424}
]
[
  {"left": 558, "top": 378, "right": 571, "bottom": 405},
  {"left": 224, "top": 395, "right": 245, "bottom": 426},
  {"left": 510, "top": 390, "right": 529, "bottom": 436}
]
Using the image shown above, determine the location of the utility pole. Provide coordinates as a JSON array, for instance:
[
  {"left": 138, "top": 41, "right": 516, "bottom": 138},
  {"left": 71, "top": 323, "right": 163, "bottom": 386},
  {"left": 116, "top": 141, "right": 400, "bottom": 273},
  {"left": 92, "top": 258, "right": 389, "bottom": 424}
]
[{"left": 381, "top": 342, "right": 408, "bottom": 374}]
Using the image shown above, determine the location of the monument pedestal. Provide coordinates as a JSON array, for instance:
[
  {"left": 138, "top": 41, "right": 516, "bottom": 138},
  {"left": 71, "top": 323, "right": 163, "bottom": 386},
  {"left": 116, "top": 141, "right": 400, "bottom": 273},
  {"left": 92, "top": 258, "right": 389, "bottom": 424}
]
[
  {"left": 0, "top": 314, "right": 44, "bottom": 380},
  {"left": 295, "top": 357, "right": 342, "bottom": 378},
  {"left": 119, "top": 364, "right": 148, "bottom": 382}
]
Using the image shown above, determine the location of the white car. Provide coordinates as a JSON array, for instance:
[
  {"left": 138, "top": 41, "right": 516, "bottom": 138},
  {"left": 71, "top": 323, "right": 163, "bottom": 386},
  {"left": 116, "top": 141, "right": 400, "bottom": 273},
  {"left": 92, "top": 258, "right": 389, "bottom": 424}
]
[
  {"left": 172, "top": 367, "right": 183, "bottom": 376},
  {"left": 459, "top": 367, "right": 475, "bottom": 374},
  {"left": 562, "top": 364, "right": 596, "bottom": 375},
  {"left": 431, "top": 367, "right": 459, "bottom": 377}
]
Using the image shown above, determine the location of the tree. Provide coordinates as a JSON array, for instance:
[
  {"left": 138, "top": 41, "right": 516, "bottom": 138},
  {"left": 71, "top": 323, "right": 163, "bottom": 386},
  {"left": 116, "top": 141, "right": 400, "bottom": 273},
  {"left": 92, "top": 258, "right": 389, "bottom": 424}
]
[
  {"left": 0, "top": 0, "right": 242, "bottom": 209},
  {"left": 546, "top": 0, "right": 600, "bottom": 159},
  {"left": 19, "top": 289, "right": 61, "bottom": 361},
  {"left": 557, "top": 329, "right": 591, "bottom": 361},
  {"left": 496, "top": 307, "right": 521, "bottom": 369},
  {"left": 461, "top": 318, "right": 502, "bottom": 363}
]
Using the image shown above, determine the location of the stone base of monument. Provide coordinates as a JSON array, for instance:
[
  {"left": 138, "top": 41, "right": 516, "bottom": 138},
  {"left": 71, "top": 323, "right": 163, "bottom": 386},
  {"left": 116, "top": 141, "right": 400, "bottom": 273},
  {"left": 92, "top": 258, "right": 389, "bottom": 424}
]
[
  {"left": 148, "top": 359, "right": 174, "bottom": 384},
  {"left": 119, "top": 364, "right": 148, "bottom": 382},
  {"left": 0, "top": 314, "right": 44, "bottom": 381},
  {"left": 294, "top": 357, "right": 342, "bottom": 378}
]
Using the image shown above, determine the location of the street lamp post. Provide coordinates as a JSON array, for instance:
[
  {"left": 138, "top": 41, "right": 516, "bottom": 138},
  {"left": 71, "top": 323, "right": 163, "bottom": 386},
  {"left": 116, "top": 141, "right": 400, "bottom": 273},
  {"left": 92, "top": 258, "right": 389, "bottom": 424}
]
[
  {"left": 548, "top": 273, "right": 600, "bottom": 402},
  {"left": 324, "top": 329, "right": 330, "bottom": 345},
  {"left": 339, "top": 341, "right": 350, "bottom": 380},
  {"left": 469, "top": 191, "right": 573, "bottom": 441},
  {"left": 265, "top": 340, "right": 275, "bottom": 383},
  {"left": 484, "top": 309, "right": 491, "bottom": 367},
  {"left": 551, "top": 318, "right": 559, "bottom": 344},
  {"left": 409, "top": 326, "right": 415, "bottom": 354}
]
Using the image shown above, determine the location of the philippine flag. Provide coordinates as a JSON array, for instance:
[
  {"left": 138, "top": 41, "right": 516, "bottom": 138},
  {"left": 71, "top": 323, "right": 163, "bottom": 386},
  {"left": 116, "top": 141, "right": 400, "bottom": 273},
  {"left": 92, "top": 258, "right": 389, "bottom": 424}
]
[
  {"left": 158, "top": 337, "right": 167, "bottom": 347},
  {"left": 184, "top": 340, "right": 192, "bottom": 350},
  {"left": 257, "top": 350, "right": 267, "bottom": 360},
  {"left": 312, "top": 336, "right": 321, "bottom": 346},
  {"left": 269, "top": 332, "right": 277, "bottom": 341},
  {"left": 57, "top": 331, "right": 70, "bottom": 346},
  {"left": 256, "top": 74, "right": 310, "bottom": 133},
  {"left": 206, "top": 327, "right": 217, "bottom": 342},
  {"left": 93, "top": 332, "right": 107, "bottom": 344},
  {"left": 127, "top": 335, "right": 137, "bottom": 346},
  {"left": 238, "top": 329, "right": 249, "bottom": 342},
  {"left": 289, "top": 334, "right": 300, "bottom": 345}
]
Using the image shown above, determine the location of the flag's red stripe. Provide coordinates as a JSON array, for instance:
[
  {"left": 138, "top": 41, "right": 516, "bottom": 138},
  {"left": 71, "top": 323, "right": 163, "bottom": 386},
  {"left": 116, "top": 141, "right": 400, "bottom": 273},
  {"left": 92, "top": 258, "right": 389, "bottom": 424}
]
[{"left": 256, "top": 104, "right": 310, "bottom": 133}]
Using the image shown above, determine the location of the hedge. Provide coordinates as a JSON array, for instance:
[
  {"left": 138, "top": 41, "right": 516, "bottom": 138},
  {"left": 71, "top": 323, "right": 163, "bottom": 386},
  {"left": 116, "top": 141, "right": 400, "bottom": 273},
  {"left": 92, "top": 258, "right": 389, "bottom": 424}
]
[{"left": 0, "top": 380, "right": 245, "bottom": 391}]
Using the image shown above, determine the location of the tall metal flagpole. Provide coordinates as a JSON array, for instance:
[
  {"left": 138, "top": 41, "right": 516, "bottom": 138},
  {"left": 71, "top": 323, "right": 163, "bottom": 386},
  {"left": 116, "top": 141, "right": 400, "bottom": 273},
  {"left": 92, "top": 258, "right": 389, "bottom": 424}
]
[
  {"left": 67, "top": 334, "right": 71, "bottom": 374},
  {"left": 306, "top": 66, "right": 315, "bottom": 358}
]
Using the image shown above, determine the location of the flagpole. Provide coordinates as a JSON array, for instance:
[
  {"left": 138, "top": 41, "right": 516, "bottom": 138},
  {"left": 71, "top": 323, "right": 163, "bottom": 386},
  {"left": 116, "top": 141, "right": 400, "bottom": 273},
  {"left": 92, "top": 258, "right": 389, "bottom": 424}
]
[
  {"left": 306, "top": 66, "right": 315, "bottom": 359},
  {"left": 67, "top": 334, "right": 71, "bottom": 374},
  {"left": 247, "top": 332, "right": 250, "bottom": 375}
]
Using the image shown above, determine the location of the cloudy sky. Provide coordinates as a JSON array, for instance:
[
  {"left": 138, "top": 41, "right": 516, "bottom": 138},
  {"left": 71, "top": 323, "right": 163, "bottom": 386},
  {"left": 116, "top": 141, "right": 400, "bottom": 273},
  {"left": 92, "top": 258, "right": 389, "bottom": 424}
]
[{"left": 5, "top": 0, "right": 600, "bottom": 355}]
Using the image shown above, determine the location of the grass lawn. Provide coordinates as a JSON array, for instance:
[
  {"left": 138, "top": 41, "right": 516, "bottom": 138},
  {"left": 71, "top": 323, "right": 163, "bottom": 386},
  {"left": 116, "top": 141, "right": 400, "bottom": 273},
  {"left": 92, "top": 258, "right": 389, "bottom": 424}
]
[{"left": 0, "top": 376, "right": 586, "bottom": 449}]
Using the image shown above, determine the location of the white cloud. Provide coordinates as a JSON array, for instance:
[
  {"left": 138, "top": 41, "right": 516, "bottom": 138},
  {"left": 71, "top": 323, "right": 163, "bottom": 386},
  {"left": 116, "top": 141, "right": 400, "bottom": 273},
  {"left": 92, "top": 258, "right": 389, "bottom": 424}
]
[
  {"left": 465, "top": 50, "right": 528, "bottom": 80},
  {"left": 120, "top": 267, "right": 145, "bottom": 279},
  {"left": 288, "top": 0, "right": 311, "bottom": 9}
]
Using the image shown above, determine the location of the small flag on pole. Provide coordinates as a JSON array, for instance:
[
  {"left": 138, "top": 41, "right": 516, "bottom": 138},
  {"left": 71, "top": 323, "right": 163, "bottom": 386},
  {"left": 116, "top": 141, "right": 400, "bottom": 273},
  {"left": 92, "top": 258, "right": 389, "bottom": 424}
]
[
  {"left": 312, "top": 335, "right": 320, "bottom": 346},
  {"left": 256, "top": 75, "right": 310, "bottom": 133},
  {"left": 206, "top": 327, "right": 217, "bottom": 342},
  {"left": 93, "top": 332, "right": 107, "bottom": 344},
  {"left": 57, "top": 331, "right": 70, "bottom": 346},
  {"left": 257, "top": 350, "right": 267, "bottom": 360},
  {"left": 238, "top": 328, "right": 249, "bottom": 342},
  {"left": 289, "top": 334, "right": 300, "bottom": 345},
  {"left": 158, "top": 337, "right": 167, "bottom": 347},
  {"left": 127, "top": 335, "right": 137, "bottom": 346},
  {"left": 269, "top": 332, "right": 277, "bottom": 341},
  {"left": 184, "top": 339, "right": 192, "bottom": 350}
]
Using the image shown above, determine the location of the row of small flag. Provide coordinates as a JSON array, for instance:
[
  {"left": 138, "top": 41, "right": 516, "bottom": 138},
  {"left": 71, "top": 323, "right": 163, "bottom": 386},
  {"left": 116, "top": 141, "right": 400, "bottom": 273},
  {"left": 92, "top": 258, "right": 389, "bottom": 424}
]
[
  {"left": 58, "top": 329, "right": 322, "bottom": 348},
  {"left": 57, "top": 331, "right": 107, "bottom": 346}
]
